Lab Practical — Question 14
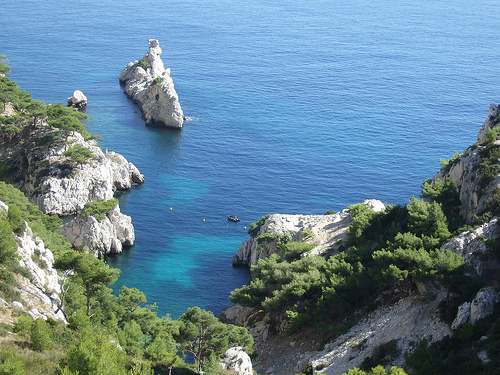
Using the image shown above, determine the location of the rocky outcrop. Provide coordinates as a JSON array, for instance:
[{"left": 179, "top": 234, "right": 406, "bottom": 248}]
[
  {"left": 442, "top": 216, "right": 500, "bottom": 284},
  {"left": 67, "top": 90, "right": 87, "bottom": 108},
  {"left": 433, "top": 104, "right": 500, "bottom": 224},
  {"left": 0, "top": 122, "right": 144, "bottom": 216},
  {"left": 452, "top": 288, "right": 500, "bottom": 329},
  {"left": 220, "top": 347, "right": 254, "bottom": 375},
  {"left": 309, "top": 292, "right": 451, "bottom": 375},
  {"left": 233, "top": 200, "right": 385, "bottom": 267},
  {"left": 0, "top": 200, "right": 66, "bottom": 323},
  {"left": 57, "top": 205, "right": 135, "bottom": 258},
  {"left": 119, "top": 39, "right": 184, "bottom": 128},
  {"left": 222, "top": 292, "right": 451, "bottom": 375}
]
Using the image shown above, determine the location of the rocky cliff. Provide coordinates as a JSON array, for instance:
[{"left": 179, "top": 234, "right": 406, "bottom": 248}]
[
  {"left": 433, "top": 104, "right": 500, "bottom": 224},
  {"left": 0, "top": 200, "right": 66, "bottom": 324},
  {"left": 57, "top": 204, "right": 135, "bottom": 258},
  {"left": 119, "top": 39, "right": 184, "bottom": 128},
  {"left": 233, "top": 199, "right": 385, "bottom": 267},
  {"left": 224, "top": 105, "right": 500, "bottom": 375},
  {"left": 0, "top": 118, "right": 144, "bottom": 216}
]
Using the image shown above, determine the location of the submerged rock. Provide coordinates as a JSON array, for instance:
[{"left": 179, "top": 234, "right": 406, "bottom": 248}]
[{"left": 120, "top": 39, "right": 184, "bottom": 128}]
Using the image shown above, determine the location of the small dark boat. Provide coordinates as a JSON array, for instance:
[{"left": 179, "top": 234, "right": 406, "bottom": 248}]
[{"left": 227, "top": 215, "right": 240, "bottom": 222}]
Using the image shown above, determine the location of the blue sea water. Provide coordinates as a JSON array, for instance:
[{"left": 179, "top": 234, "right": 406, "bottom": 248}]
[{"left": 1, "top": 0, "right": 500, "bottom": 318}]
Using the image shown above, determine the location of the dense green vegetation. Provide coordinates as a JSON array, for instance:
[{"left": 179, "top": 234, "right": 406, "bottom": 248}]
[
  {"left": 136, "top": 59, "right": 151, "bottom": 69},
  {"left": 231, "top": 194, "right": 471, "bottom": 332}
]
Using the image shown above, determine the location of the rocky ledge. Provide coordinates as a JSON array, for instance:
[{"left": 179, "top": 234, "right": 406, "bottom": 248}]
[
  {"left": 119, "top": 39, "right": 184, "bottom": 128},
  {"left": 57, "top": 204, "right": 135, "bottom": 258},
  {"left": 233, "top": 199, "right": 385, "bottom": 267}
]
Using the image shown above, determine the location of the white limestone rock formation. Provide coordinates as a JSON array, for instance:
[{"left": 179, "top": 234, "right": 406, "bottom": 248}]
[
  {"left": 433, "top": 104, "right": 500, "bottom": 224},
  {"left": 31, "top": 132, "right": 144, "bottom": 216},
  {"left": 57, "top": 204, "right": 135, "bottom": 258},
  {"left": 119, "top": 39, "right": 184, "bottom": 128},
  {"left": 67, "top": 90, "right": 87, "bottom": 108},
  {"left": 233, "top": 200, "right": 385, "bottom": 267},
  {"left": 442, "top": 216, "right": 500, "bottom": 284},
  {"left": 0, "top": 200, "right": 66, "bottom": 322},
  {"left": 220, "top": 347, "right": 254, "bottom": 375},
  {"left": 452, "top": 288, "right": 500, "bottom": 329}
]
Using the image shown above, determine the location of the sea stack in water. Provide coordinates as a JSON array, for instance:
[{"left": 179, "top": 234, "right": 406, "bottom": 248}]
[
  {"left": 67, "top": 90, "right": 87, "bottom": 108},
  {"left": 119, "top": 39, "right": 184, "bottom": 128}
]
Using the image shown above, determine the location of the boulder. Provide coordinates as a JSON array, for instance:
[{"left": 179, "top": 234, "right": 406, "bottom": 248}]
[
  {"left": 442, "top": 217, "right": 500, "bottom": 284},
  {"left": 451, "top": 288, "right": 499, "bottom": 329},
  {"left": 67, "top": 90, "right": 87, "bottom": 108},
  {"left": 470, "top": 288, "right": 500, "bottom": 324},
  {"left": 220, "top": 347, "right": 253, "bottom": 375},
  {"left": 119, "top": 39, "right": 184, "bottom": 128}
]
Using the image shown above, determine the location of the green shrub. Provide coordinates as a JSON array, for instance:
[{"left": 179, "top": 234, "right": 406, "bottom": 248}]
[
  {"left": 80, "top": 198, "right": 118, "bottom": 221},
  {"left": 136, "top": 59, "right": 151, "bottom": 69},
  {"left": 440, "top": 151, "right": 460, "bottom": 173},
  {"left": 248, "top": 214, "right": 271, "bottom": 237},
  {"left": 152, "top": 77, "right": 162, "bottom": 86},
  {"left": 63, "top": 144, "right": 94, "bottom": 165},
  {"left": 30, "top": 318, "right": 53, "bottom": 351}
]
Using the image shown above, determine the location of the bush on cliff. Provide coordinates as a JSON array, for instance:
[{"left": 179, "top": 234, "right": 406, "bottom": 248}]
[
  {"left": 80, "top": 198, "right": 118, "bottom": 221},
  {"left": 63, "top": 143, "right": 95, "bottom": 165}
]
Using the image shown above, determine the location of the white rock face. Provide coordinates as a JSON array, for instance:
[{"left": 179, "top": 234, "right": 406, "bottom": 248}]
[
  {"left": 120, "top": 39, "right": 184, "bottom": 128},
  {"left": 67, "top": 90, "right": 87, "bottom": 108},
  {"left": 220, "top": 347, "right": 254, "bottom": 375},
  {"left": 442, "top": 217, "right": 500, "bottom": 284},
  {"left": 452, "top": 288, "right": 500, "bottom": 329},
  {"left": 434, "top": 104, "right": 500, "bottom": 224},
  {"left": 0, "top": 200, "right": 66, "bottom": 322},
  {"left": 32, "top": 132, "right": 144, "bottom": 216},
  {"left": 57, "top": 205, "right": 135, "bottom": 258},
  {"left": 233, "top": 200, "right": 384, "bottom": 267},
  {"left": 470, "top": 288, "right": 500, "bottom": 324}
]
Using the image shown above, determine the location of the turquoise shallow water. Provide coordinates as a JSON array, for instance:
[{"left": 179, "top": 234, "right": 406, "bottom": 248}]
[{"left": 1, "top": 0, "right": 500, "bottom": 317}]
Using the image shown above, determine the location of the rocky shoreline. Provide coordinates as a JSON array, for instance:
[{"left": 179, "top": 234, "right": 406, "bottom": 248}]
[{"left": 223, "top": 105, "right": 500, "bottom": 375}]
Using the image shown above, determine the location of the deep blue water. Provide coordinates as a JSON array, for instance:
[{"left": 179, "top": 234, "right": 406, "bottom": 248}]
[{"left": 1, "top": 0, "right": 499, "bottom": 318}]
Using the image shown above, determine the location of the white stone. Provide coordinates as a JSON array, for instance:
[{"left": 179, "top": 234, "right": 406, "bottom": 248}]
[
  {"left": 470, "top": 288, "right": 500, "bottom": 324},
  {"left": 67, "top": 90, "right": 87, "bottom": 108},
  {"left": 57, "top": 205, "right": 135, "bottom": 258},
  {"left": 119, "top": 39, "right": 184, "bottom": 128},
  {"left": 31, "top": 132, "right": 144, "bottom": 216},
  {"left": 451, "top": 302, "right": 471, "bottom": 329},
  {"left": 220, "top": 347, "right": 253, "bottom": 375},
  {"left": 233, "top": 200, "right": 384, "bottom": 267}
]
